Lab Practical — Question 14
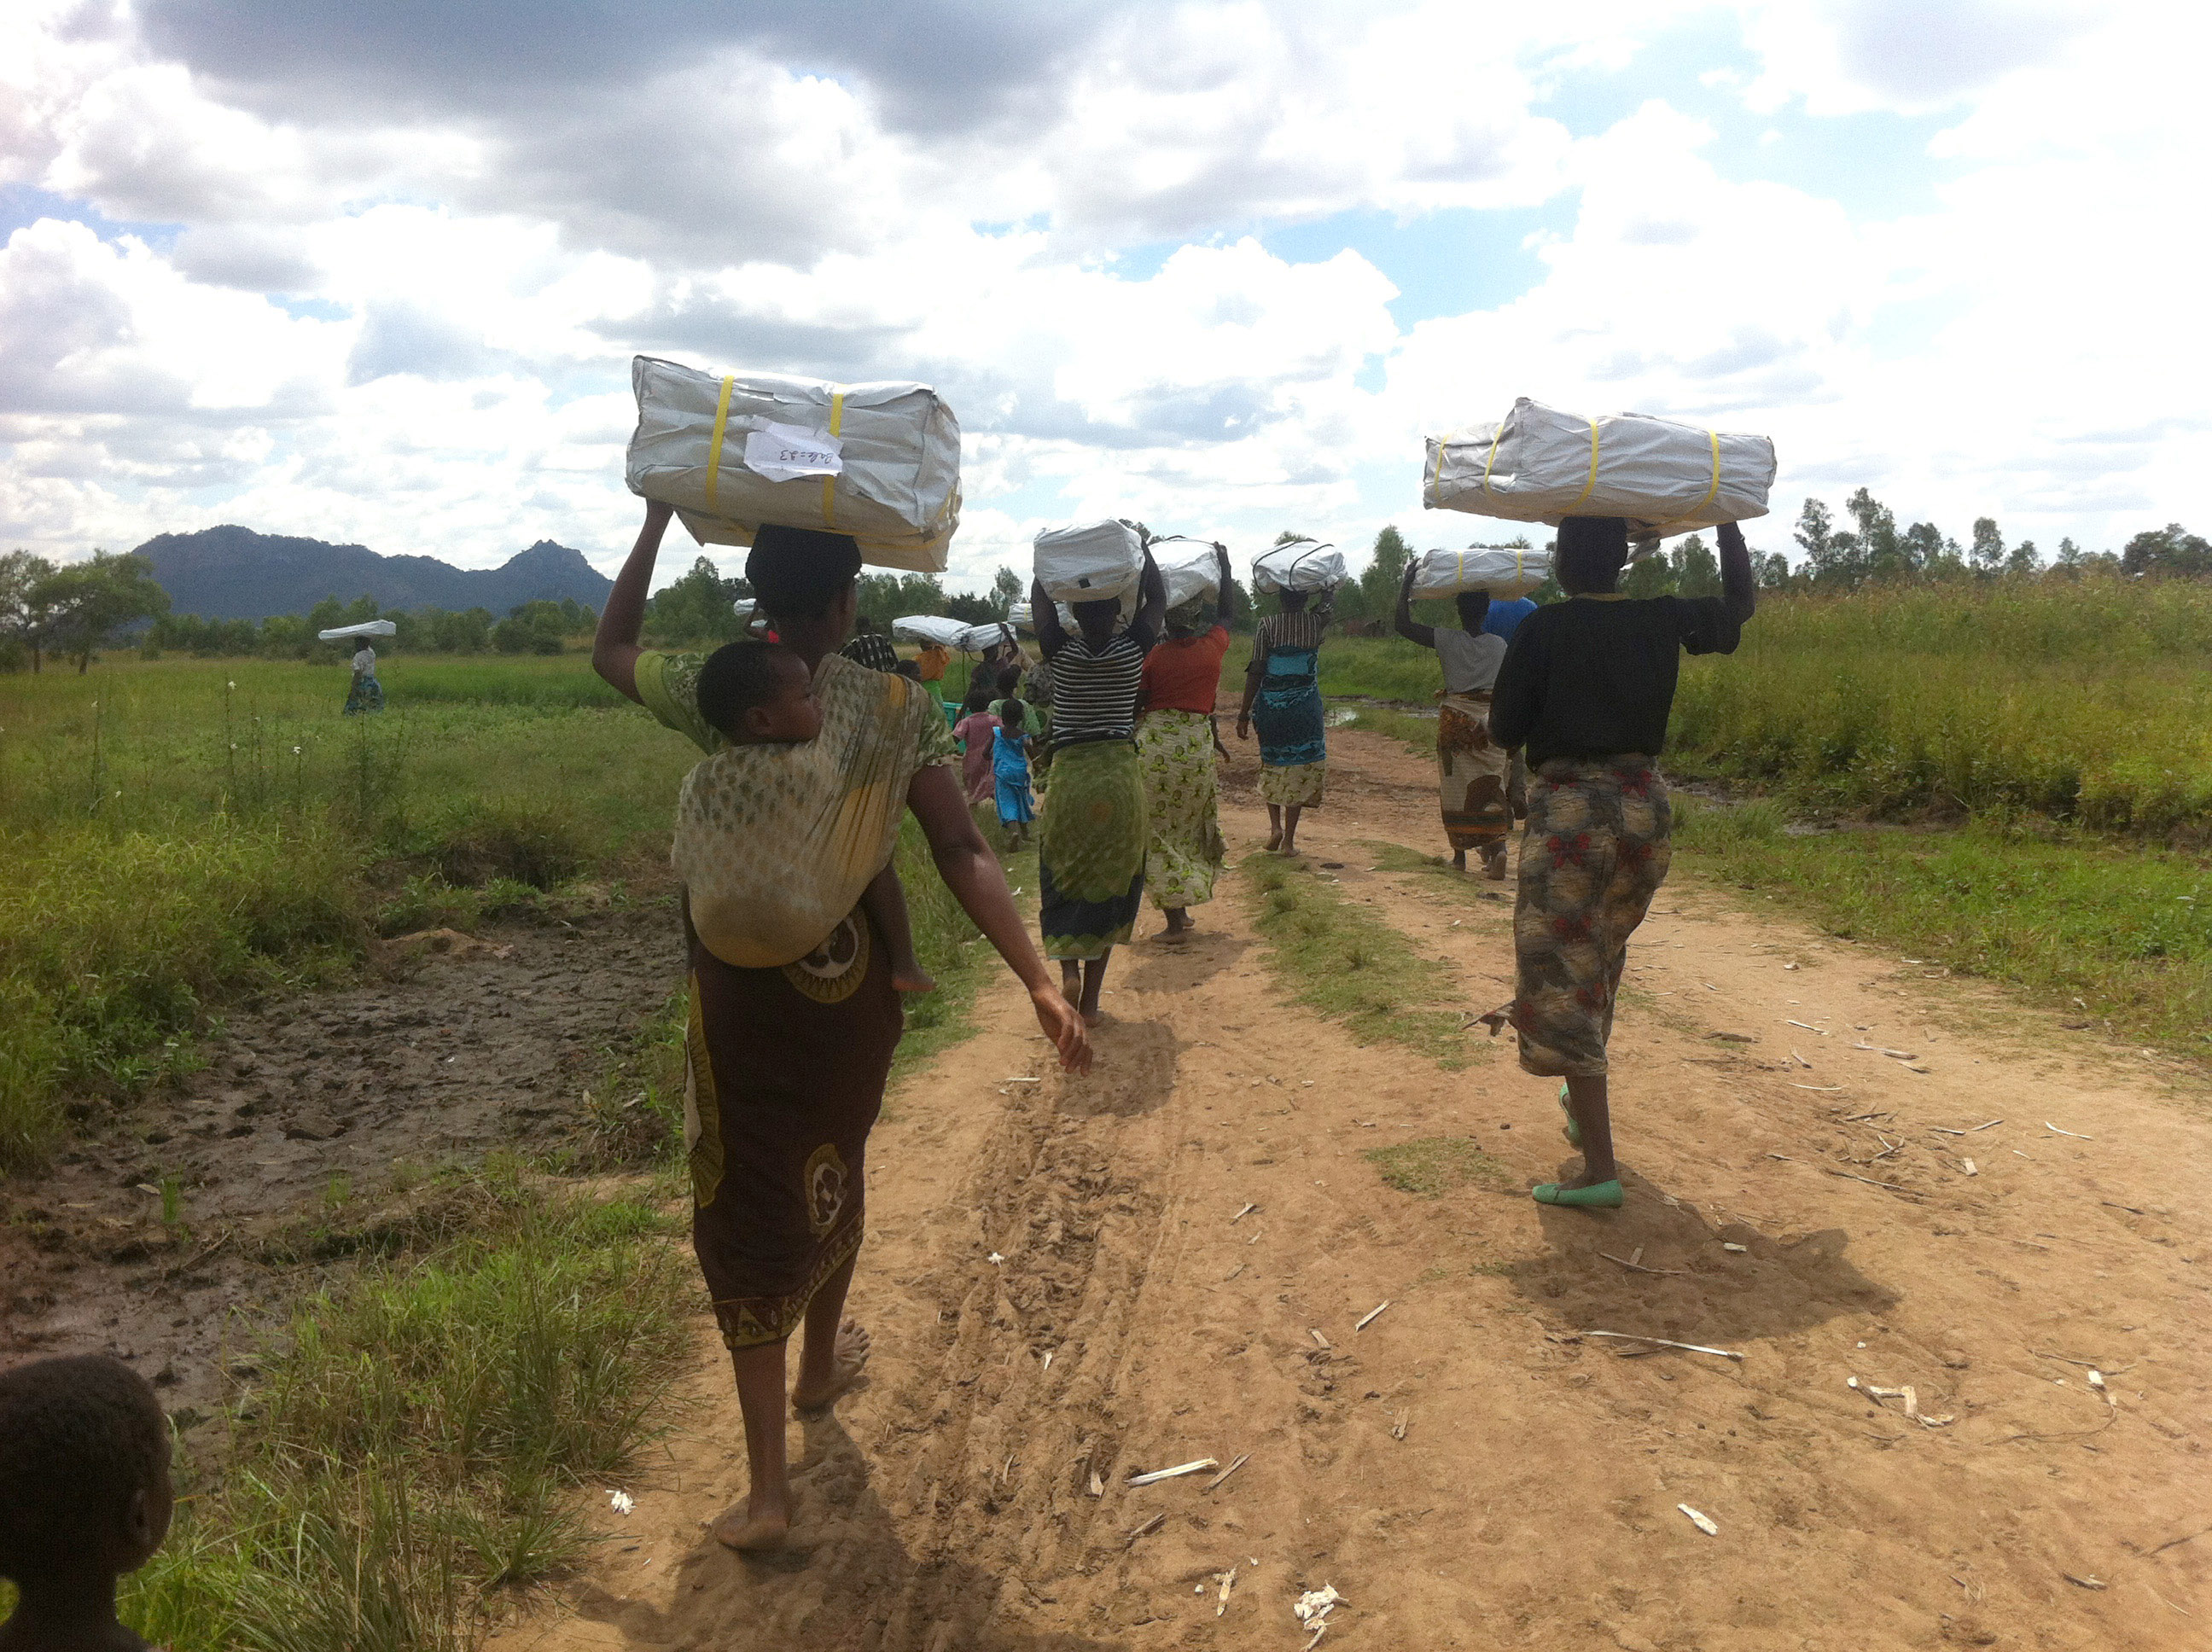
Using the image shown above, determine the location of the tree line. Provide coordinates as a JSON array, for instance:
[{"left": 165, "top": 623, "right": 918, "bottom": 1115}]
[{"left": 11, "top": 500, "right": 2203, "bottom": 669}]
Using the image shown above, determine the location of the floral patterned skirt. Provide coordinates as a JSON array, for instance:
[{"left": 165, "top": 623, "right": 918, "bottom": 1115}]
[{"left": 1137, "top": 709, "right": 1225, "bottom": 910}]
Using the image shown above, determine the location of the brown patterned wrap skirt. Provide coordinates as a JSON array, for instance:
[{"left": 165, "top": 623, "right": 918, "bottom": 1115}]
[
  {"left": 1436, "top": 690, "right": 1512, "bottom": 854},
  {"left": 1509, "top": 757, "right": 1672, "bottom": 1079},
  {"left": 682, "top": 899, "right": 903, "bottom": 1350}
]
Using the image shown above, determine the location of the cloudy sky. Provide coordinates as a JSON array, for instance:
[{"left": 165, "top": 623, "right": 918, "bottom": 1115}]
[{"left": 3, "top": 0, "right": 2203, "bottom": 591}]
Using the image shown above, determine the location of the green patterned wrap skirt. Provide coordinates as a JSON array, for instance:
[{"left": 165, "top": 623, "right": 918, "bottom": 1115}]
[{"left": 1038, "top": 737, "right": 1147, "bottom": 959}]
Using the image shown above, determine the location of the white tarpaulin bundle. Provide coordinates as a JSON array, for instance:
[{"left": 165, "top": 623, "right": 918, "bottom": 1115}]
[
  {"left": 317, "top": 620, "right": 396, "bottom": 642},
  {"left": 891, "top": 614, "right": 970, "bottom": 649},
  {"left": 1251, "top": 539, "right": 1345, "bottom": 595},
  {"left": 1424, "top": 397, "right": 1775, "bottom": 538},
  {"left": 731, "top": 598, "right": 757, "bottom": 622},
  {"left": 1149, "top": 537, "right": 1224, "bottom": 609},
  {"left": 1011, "top": 596, "right": 1134, "bottom": 633},
  {"left": 956, "top": 620, "right": 1018, "bottom": 654},
  {"left": 626, "top": 356, "right": 962, "bottom": 572},
  {"left": 1034, "top": 520, "right": 1144, "bottom": 602},
  {"left": 1411, "top": 546, "right": 1551, "bottom": 599}
]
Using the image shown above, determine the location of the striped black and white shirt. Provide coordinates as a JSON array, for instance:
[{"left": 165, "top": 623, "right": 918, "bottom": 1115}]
[{"left": 1045, "top": 632, "right": 1146, "bottom": 747}]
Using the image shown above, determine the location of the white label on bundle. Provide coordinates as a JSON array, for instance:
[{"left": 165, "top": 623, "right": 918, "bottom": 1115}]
[{"left": 743, "top": 423, "right": 844, "bottom": 483}]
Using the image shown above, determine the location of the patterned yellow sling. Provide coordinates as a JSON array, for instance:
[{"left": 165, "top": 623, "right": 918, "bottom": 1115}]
[{"left": 672, "top": 656, "right": 926, "bottom": 969}]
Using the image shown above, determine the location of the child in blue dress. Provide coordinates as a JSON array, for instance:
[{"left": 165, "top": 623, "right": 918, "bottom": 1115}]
[{"left": 992, "top": 699, "right": 1037, "bottom": 849}]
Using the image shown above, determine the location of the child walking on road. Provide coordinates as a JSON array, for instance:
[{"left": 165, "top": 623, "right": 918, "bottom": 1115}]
[
  {"left": 992, "top": 698, "right": 1038, "bottom": 850},
  {"left": 1489, "top": 518, "right": 1756, "bottom": 1208}
]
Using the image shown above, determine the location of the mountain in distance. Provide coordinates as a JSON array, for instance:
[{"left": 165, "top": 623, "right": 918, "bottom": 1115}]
[{"left": 131, "top": 525, "right": 614, "bottom": 620}]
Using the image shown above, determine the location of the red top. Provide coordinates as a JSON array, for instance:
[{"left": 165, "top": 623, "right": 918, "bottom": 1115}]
[{"left": 1139, "top": 625, "right": 1231, "bottom": 715}]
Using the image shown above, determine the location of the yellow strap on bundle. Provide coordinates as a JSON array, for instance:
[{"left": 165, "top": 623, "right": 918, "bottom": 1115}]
[
  {"left": 1569, "top": 416, "right": 1601, "bottom": 509},
  {"left": 1697, "top": 429, "right": 1721, "bottom": 512},
  {"left": 1481, "top": 422, "right": 1505, "bottom": 497},
  {"left": 703, "top": 375, "right": 736, "bottom": 513},
  {"left": 822, "top": 389, "right": 846, "bottom": 527}
]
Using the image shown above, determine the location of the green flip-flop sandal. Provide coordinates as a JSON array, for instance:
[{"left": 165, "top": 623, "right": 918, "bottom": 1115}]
[
  {"left": 1557, "top": 1082, "right": 1580, "bottom": 1147},
  {"left": 1531, "top": 1179, "right": 1623, "bottom": 1209}
]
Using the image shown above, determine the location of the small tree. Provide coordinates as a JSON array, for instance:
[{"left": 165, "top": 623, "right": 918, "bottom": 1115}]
[
  {"left": 34, "top": 551, "right": 171, "bottom": 672},
  {"left": 1969, "top": 517, "right": 2005, "bottom": 576},
  {"left": 2121, "top": 523, "right": 2212, "bottom": 578},
  {"left": 0, "top": 550, "right": 58, "bottom": 672},
  {"left": 2005, "top": 538, "right": 2042, "bottom": 577},
  {"left": 990, "top": 567, "right": 1023, "bottom": 618}
]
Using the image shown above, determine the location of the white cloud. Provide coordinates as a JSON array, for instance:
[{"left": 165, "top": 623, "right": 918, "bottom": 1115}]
[{"left": 2, "top": 0, "right": 2208, "bottom": 589}]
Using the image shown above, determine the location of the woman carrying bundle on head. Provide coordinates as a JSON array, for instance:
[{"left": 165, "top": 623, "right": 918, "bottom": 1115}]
[
  {"left": 1136, "top": 543, "right": 1236, "bottom": 939},
  {"left": 594, "top": 500, "right": 1090, "bottom": 1552},
  {"left": 1237, "top": 579, "right": 1331, "bottom": 858},
  {"left": 1029, "top": 545, "right": 1167, "bottom": 1025},
  {"left": 1394, "top": 566, "right": 1511, "bottom": 879},
  {"left": 1489, "top": 516, "right": 1756, "bottom": 1209}
]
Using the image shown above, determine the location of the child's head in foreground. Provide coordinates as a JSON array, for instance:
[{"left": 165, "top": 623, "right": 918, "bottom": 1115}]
[
  {"left": 0, "top": 1354, "right": 172, "bottom": 1644},
  {"left": 697, "top": 641, "right": 821, "bottom": 746},
  {"left": 998, "top": 697, "right": 1027, "bottom": 733}
]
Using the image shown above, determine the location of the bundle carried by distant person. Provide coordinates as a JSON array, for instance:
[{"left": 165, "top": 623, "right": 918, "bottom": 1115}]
[
  {"left": 1424, "top": 397, "right": 1774, "bottom": 538},
  {"left": 891, "top": 614, "right": 972, "bottom": 650},
  {"left": 317, "top": 619, "right": 396, "bottom": 643},
  {"left": 1409, "top": 545, "right": 1551, "bottom": 599},
  {"left": 1250, "top": 538, "right": 1345, "bottom": 595},
  {"left": 625, "top": 356, "right": 962, "bottom": 571}
]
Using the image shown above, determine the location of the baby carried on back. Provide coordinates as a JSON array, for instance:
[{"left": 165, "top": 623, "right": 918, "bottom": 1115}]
[{"left": 673, "top": 640, "right": 933, "bottom": 988}]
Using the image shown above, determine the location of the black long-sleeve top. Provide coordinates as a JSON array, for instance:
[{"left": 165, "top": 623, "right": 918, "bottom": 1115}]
[{"left": 1489, "top": 594, "right": 1743, "bottom": 768}]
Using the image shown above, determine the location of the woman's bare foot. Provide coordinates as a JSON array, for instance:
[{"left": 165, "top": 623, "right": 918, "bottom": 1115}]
[
  {"left": 1483, "top": 848, "right": 1508, "bottom": 881},
  {"left": 793, "top": 1320, "right": 872, "bottom": 1414},
  {"left": 1452, "top": 850, "right": 1467, "bottom": 873},
  {"left": 713, "top": 1492, "right": 790, "bottom": 1552},
  {"left": 1264, "top": 829, "right": 1283, "bottom": 852},
  {"left": 891, "top": 961, "right": 938, "bottom": 992}
]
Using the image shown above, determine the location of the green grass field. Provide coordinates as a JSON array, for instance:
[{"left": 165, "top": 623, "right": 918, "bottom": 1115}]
[
  {"left": 0, "top": 649, "right": 1004, "bottom": 1167},
  {"left": 1670, "top": 580, "right": 2212, "bottom": 834}
]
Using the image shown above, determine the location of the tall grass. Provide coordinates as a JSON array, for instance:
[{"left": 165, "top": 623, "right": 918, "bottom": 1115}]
[
  {"left": 115, "top": 1172, "right": 697, "bottom": 1652},
  {"left": 1671, "top": 580, "right": 2212, "bottom": 834}
]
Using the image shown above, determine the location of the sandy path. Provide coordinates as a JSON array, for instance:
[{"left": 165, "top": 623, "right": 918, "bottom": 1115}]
[{"left": 496, "top": 730, "right": 2209, "bottom": 1652}]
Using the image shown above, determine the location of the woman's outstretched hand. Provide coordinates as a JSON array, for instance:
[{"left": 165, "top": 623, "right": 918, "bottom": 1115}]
[{"left": 1032, "top": 985, "right": 1093, "bottom": 1073}]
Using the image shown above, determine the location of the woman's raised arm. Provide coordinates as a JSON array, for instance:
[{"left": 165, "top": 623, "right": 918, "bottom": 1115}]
[
  {"left": 592, "top": 498, "right": 676, "bottom": 705},
  {"left": 905, "top": 763, "right": 1091, "bottom": 1072}
]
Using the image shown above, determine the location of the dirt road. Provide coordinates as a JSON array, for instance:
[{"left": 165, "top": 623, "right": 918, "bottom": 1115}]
[{"left": 492, "top": 730, "right": 2197, "bottom": 1650}]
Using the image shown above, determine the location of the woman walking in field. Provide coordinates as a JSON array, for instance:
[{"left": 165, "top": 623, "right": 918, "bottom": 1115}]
[
  {"left": 1488, "top": 517, "right": 1755, "bottom": 1208},
  {"left": 1029, "top": 546, "right": 1167, "bottom": 1024},
  {"left": 593, "top": 499, "right": 1089, "bottom": 1551},
  {"left": 1236, "top": 585, "right": 1331, "bottom": 856},
  {"left": 1136, "top": 544, "right": 1235, "bottom": 939},
  {"left": 1394, "top": 564, "right": 1512, "bottom": 878}
]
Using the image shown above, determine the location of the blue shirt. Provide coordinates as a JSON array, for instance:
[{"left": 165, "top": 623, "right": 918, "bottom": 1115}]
[{"left": 1481, "top": 597, "right": 1538, "bottom": 642}]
